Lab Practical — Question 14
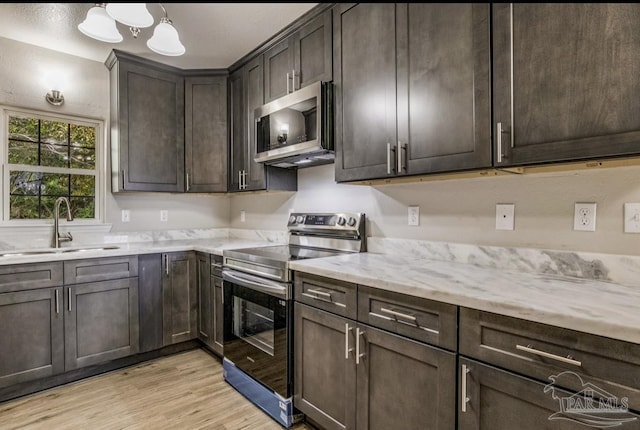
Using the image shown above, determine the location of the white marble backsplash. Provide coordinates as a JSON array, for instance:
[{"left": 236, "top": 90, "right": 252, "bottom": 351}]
[
  {"left": 367, "top": 238, "right": 640, "bottom": 287},
  {"left": 228, "top": 228, "right": 288, "bottom": 244},
  {"left": 103, "top": 228, "right": 231, "bottom": 244}
]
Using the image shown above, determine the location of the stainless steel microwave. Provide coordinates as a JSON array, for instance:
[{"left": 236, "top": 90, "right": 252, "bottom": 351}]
[{"left": 253, "top": 81, "right": 333, "bottom": 168}]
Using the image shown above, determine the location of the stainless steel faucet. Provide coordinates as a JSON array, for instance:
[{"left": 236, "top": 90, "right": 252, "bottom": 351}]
[{"left": 52, "top": 197, "right": 73, "bottom": 248}]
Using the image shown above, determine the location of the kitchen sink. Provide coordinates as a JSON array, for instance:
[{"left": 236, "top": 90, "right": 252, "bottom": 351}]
[{"left": 0, "top": 246, "right": 120, "bottom": 257}]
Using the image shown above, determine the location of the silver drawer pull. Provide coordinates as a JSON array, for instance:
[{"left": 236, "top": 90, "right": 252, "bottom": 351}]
[
  {"left": 344, "top": 323, "right": 353, "bottom": 360},
  {"left": 356, "top": 328, "right": 365, "bottom": 365},
  {"left": 307, "top": 288, "right": 332, "bottom": 298},
  {"left": 461, "top": 364, "right": 471, "bottom": 413},
  {"left": 516, "top": 344, "right": 582, "bottom": 367},
  {"left": 301, "top": 293, "right": 346, "bottom": 307},
  {"left": 380, "top": 307, "right": 417, "bottom": 322}
]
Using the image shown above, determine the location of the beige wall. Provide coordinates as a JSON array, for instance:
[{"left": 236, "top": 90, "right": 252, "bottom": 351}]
[
  {"left": 0, "top": 37, "right": 229, "bottom": 231},
  {"left": 230, "top": 163, "right": 640, "bottom": 255}
]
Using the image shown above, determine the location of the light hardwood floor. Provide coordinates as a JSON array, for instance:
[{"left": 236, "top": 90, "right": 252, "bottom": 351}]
[{"left": 0, "top": 349, "right": 314, "bottom": 430}]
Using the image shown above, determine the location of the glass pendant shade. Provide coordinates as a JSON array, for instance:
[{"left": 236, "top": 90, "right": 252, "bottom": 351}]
[
  {"left": 106, "top": 3, "right": 154, "bottom": 28},
  {"left": 147, "top": 19, "right": 186, "bottom": 56},
  {"left": 78, "top": 5, "right": 123, "bottom": 43}
]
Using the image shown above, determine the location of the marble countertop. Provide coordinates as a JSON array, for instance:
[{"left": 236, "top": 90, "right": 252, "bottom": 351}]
[
  {"left": 289, "top": 253, "right": 640, "bottom": 345},
  {"left": 0, "top": 238, "right": 275, "bottom": 266}
]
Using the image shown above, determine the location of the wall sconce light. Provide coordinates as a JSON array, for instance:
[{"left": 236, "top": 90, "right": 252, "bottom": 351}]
[
  {"left": 78, "top": 3, "right": 185, "bottom": 56},
  {"left": 45, "top": 90, "right": 65, "bottom": 106},
  {"left": 277, "top": 123, "right": 289, "bottom": 144}
]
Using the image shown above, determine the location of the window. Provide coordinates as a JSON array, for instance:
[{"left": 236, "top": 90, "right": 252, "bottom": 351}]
[{"left": 2, "top": 107, "right": 102, "bottom": 222}]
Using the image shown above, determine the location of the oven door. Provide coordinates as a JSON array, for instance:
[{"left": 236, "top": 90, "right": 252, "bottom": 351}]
[{"left": 223, "top": 269, "right": 291, "bottom": 397}]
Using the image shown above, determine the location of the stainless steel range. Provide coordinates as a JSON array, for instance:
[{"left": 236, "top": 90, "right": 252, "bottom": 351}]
[{"left": 222, "top": 212, "right": 366, "bottom": 428}]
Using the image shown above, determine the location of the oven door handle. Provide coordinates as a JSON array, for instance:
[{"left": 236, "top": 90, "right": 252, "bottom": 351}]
[{"left": 223, "top": 270, "right": 289, "bottom": 300}]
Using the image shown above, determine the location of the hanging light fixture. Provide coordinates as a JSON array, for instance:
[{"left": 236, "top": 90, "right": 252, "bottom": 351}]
[
  {"left": 78, "top": 3, "right": 185, "bottom": 56},
  {"left": 77, "top": 3, "right": 123, "bottom": 43}
]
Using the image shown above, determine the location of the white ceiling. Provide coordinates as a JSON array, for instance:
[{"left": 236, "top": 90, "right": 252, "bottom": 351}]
[{"left": 0, "top": 3, "right": 318, "bottom": 69}]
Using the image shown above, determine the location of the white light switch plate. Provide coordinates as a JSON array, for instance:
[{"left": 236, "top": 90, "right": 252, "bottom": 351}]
[
  {"left": 574, "top": 203, "right": 596, "bottom": 232},
  {"left": 408, "top": 206, "right": 419, "bottom": 226},
  {"left": 121, "top": 209, "right": 130, "bottom": 223},
  {"left": 624, "top": 203, "right": 640, "bottom": 233},
  {"left": 495, "top": 204, "right": 515, "bottom": 230},
  {"left": 160, "top": 210, "right": 168, "bottom": 222},
  {"left": 240, "top": 210, "right": 246, "bottom": 223}
]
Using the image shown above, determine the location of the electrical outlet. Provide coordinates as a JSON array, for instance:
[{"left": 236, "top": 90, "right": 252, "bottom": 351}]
[
  {"left": 574, "top": 203, "right": 596, "bottom": 232},
  {"left": 160, "top": 210, "right": 168, "bottom": 222},
  {"left": 408, "top": 206, "right": 419, "bottom": 226},
  {"left": 121, "top": 209, "right": 130, "bottom": 223},
  {"left": 624, "top": 203, "right": 640, "bottom": 233},
  {"left": 495, "top": 204, "right": 515, "bottom": 230},
  {"left": 240, "top": 210, "right": 246, "bottom": 223}
]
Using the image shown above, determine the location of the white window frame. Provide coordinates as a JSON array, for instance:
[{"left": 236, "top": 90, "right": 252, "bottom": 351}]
[{"left": 0, "top": 105, "right": 106, "bottom": 226}]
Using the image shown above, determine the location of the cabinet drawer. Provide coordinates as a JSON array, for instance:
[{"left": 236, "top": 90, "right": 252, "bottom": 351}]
[
  {"left": 64, "top": 256, "right": 138, "bottom": 284},
  {"left": 460, "top": 308, "right": 640, "bottom": 411},
  {"left": 358, "top": 285, "right": 457, "bottom": 351},
  {"left": 294, "top": 272, "right": 357, "bottom": 319},
  {"left": 0, "top": 262, "right": 63, "bottom": 293}
]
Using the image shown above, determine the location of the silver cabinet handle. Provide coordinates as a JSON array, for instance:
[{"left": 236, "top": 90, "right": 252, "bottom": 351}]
[
  {"left": 286, "top": 72, "right": 291, "bottom": 94},
  {"left": 380, "top": 307, "right": 416, "bottom": 322},
  {"left": 164, "top": 254, "right": 169, "bottom": 276},
  {"left": 55, "top": 289, "right": 59, "bottom": 314},
  {"left": 186, "top": 173, "right": 190, "bottom": 191},
  {"left": 307, "top": 288, "right": 332, "bottom": 298},
  {"left": 344, "top": 323, "right": 353, "bottom": 359},
  {"left": 301, "top": 293, "right": 346, "bottom": 307},
  {"left": 238, "top": 170, "right": 242, "bottom": 189},
  {"left": 386, "top": 143, "right": 392, "bottom": 174},
  {"left": 355, "top": 327, "right": 365, "bottom": 365},
  {"left": 67, "top": 287, "right": 71, "bottom": 312},
  {"left": 496, "top": 122, "right": 508, "bottom": 163},
  {"left": 516, "top": 344, "right": 582, "bottom": 367},
  {"left": 461, "top": 364, "right": 471, "bottom": 412},
  {"left": 397, "top": 142, "right": 406, "bottom": 174}
]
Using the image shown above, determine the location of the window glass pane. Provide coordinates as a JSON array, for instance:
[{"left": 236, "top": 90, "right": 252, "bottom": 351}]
[
  {"left": 9, "top": 195, "right": 40, "bottom": 219},
  {"left": 71, "top": 175, "right": 95, "bottom": 196},
  {"left": 8, "top": 140, "right": 38, "bottom": 165},
  {"left": 70, "top": 124, "right": 96, "bottom": 148},
  {"left": 40, "top": 143, "right": 69, "bottom": 168},
  {"left": 40, "top": 173, "right": 69, "bottom": 196},
  {"left": 8, "top": 116, "right": 38, "bottom": 142},
  {"left": 70, "top": 146, "right": 95, "bottom": 169},
  {"left": 40, "top": 196, "right": 67, "bottom": 219},
  {"left": 10, "top": 171, "right": 42, "bottom": 196},
  {"left": 40, "top": 120, "right": 68, "bottom": 145},
  {"left": 70, "top": 197, "right": 95, "bottom": 219}
]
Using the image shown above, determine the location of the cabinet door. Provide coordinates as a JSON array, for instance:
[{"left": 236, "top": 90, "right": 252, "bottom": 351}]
[
  {"left": 356, "top": 325, "right": 456, "bottom": 430},
  {"left": 0, "top": 288, "right": 64, "bottom": 387},
  {"left": 294, "top": 303, "right": 356, "bottom": 430},
  {"left": 294, "top": 10, "right": 332, "bottom": 89},
  {"left": 244, "top": 55, "right": 267, "bottom": 191},
  {"left": 114, "top": 59, "right": 184, "bottom": 192},
  {"left": 397, "top": 3, "right": 491, "bottom": 175},
  {"left": 458, "top": 358, "right": 640, "bottom": 430},
  {"left": 228, "top": 68, "right": 245, "bottom": 192},
  {"left": 138, "top": 253, "right": 163, "bottom": 353},
  {"left": 65, "top": 279, "right": 139, "bottom": 370},
  {"left": 493, "top": 3, "right": 640, "bottom": 166},
  {"left": 334, "top": 3, "right": 398, "bottom": 182},
  {"left": 162, "top": 252, "right": 197, "bottom": 345},
  {"left": 264, "top": 39, "right": 294, "bottom": 103},
  {"left": 212, "top": 275, "right": 224, "bottom": 356},
  {"left": 196, "top": 253, "right": 212, "bottom": 344},
  {"left": 185, "top": 75, "right": 228, "bottom": 192}
]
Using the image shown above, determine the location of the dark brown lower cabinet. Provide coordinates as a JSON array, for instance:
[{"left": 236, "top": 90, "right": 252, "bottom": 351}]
[
  {"left": 0, "top": 288, "right": 64, "bottom": 387},
  {"left": 458, "top": 357, "right": 640, "bottom": 430},
  {"left": 197, "top": 253, "right": 212, "bottom": 343},
  {"left": 294, "top": 302, "right": 456, "bottom": 430},
  {"left": 212, "top": 274, "right": 224, "bottom": 355},
  {"left": 162, "top": 252, "right": 197, "bottom": 345},
  {"left": 65, "top": 279, "right": 139, "bottom": 370}
]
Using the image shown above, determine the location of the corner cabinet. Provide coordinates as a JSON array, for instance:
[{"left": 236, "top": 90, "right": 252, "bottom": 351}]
[
  {"left": 493, "top": 3, "right": 640, "bottom": 167},
  {"left": 185, "top": 74, "right": 228, "bottom": 192},
  {"left": 162, "top": 252, "right": 197, "bottom": 345},
  {"left": 228, "top": 56, "right": 297, "bottom": 192},
  {"left": 106, "top": 50, "right": 185, "bottom": 192},
  {"left": 334, "top": 3, "right": 491, "bottom": 182}
]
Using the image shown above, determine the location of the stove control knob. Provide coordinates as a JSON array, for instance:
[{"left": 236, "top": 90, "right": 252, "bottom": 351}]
[
  {"left": 296, "top": 215, "right": 305, "bottom": 224},
  {"left": 347, "top": 217, "right": 357, "bottom": 227},
  {"left": 336, "top": 216, "right": 346, "bottom": 226},
  {"left": 288, "top": 215, "right": 296, "bottom": 224}
]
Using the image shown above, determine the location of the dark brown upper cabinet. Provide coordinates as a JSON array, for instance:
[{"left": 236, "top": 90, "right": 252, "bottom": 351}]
[
  {"left": 334, "top": 3, "right": 491, "bottom": 182},
  {"left": 493, "top": 3, "right": 640, "bottom": 167},
  {"left": 185, "top": 74, "right": 228, "bottom": 193},
  {"left": 107, "top": 50, "right": 228, "bottom": 193},
  {"left": 107, "top": 50, "right": 185, "bottom": 192},
  {"left": 264, "top": 9, "right": 333, "bottom": 103},
  {"left": 228, "top": 55, "right": 297, "bottom": 192}
]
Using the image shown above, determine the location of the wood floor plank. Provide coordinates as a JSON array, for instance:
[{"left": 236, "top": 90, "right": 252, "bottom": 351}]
[{"left": 0, "top": 349, "right": 314, "bottom": 430}]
